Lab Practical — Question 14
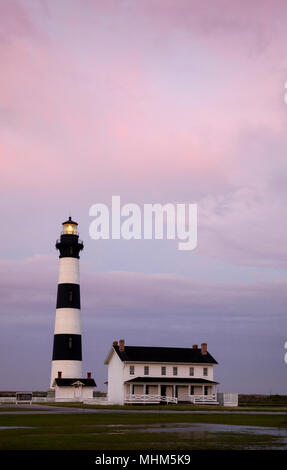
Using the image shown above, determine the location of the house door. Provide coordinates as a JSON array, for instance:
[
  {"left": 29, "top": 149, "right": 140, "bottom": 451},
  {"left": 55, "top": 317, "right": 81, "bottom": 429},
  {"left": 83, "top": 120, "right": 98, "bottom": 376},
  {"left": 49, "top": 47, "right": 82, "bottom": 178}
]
[{"left": 160, "top": 385, "right": 166, "bottom": 397}]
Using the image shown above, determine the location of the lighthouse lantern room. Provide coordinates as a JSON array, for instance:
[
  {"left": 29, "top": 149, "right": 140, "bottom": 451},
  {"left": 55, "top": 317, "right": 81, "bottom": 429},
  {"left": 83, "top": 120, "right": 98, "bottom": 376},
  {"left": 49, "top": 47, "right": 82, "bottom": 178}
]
[{"left": 62, "top": 216, "right": 78, "bottom": 235}]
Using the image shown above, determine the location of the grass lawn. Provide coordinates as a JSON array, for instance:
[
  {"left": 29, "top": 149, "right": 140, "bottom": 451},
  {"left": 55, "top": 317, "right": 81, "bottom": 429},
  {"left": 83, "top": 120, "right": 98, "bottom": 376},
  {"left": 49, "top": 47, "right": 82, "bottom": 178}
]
[{"left": 0, "top": 412, "right": 286, "bottom": 450}]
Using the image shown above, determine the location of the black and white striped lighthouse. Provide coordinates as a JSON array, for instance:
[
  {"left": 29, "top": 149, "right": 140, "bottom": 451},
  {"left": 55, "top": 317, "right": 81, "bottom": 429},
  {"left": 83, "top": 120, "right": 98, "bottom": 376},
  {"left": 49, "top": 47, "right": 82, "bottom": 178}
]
[{"left": 50, "top": 217, "right": 84, "bottom": 387}]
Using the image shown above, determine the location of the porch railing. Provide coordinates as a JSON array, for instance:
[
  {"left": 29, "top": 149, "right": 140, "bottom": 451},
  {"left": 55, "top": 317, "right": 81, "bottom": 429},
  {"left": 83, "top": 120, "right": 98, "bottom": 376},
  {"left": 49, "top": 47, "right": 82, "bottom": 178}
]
[
  {"left": 83, "top": 397, "right": 109, "bottom": 405},
  {"left": 190, "top": 394, "right": 217, "bottom": 404},
  {"left": 125, "top": 394, "right": 178, "bottom": 404}
]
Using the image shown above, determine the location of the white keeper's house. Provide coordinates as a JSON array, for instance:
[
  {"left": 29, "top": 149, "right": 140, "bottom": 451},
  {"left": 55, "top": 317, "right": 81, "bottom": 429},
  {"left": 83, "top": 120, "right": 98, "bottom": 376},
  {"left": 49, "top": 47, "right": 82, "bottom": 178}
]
[{"left": 104, "top": 339, "right": 219, "bottom": 405}]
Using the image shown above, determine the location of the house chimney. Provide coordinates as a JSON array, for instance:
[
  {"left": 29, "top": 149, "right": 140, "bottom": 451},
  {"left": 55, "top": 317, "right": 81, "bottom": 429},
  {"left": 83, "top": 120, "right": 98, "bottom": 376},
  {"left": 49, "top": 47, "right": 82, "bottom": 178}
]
[
  {"left": 192, "top": 344, "right": 198, "bottom": 349},
  {"left": 57, "top": 371, "right": 62, "bottom": 379},
  {"left": 112, "top": 341, "right": 118, "bottom": 347},
  {"left": 87, "top": 372, "right": 91, "bottom": 379},
  {"left": 119, "top": 339, "right": 125, "bottom": 352},
  {"left": 201, "top": 343, "right": 207, "bottom": 355}
]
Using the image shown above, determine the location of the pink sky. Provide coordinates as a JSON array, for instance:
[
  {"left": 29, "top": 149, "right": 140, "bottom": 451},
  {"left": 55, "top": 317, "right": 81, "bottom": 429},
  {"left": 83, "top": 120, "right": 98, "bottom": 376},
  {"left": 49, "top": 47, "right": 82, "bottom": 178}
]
[
  {"left": 1, "top": 0, "right": 287, "bottom": 267},
  {"left": 1, "top": 0, "right": 286, "bottom": 189}
]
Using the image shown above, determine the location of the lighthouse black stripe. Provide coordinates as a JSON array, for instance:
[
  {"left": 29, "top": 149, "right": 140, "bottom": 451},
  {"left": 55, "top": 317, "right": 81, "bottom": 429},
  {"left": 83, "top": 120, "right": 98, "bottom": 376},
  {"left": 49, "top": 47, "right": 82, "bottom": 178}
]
[
  {"left": 52, "top": 334, "right": 82, "bottom": 360},
  {"left": 56, "top": 283, "right": 80, "bottom": 309}
]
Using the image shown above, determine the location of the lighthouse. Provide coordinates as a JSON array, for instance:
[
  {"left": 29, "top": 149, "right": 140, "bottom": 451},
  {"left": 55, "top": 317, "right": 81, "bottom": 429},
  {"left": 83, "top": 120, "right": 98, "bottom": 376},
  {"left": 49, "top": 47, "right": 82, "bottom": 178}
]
[{"left": 50, "top": 217, "right": 95, "bottom": 401}]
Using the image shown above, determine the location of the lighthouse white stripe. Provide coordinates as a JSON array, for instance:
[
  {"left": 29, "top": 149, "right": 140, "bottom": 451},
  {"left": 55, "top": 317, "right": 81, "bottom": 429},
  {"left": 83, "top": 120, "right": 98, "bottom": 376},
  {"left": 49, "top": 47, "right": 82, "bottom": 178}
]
[
  {"left": 58, "top": 257, "right": 80, "bottom": 285},
  {"left": 54, "top": 308, "right": 81, "bottom": 335},
  {"left": 50, "top": 360, "right": 83, "bottom": 388}
]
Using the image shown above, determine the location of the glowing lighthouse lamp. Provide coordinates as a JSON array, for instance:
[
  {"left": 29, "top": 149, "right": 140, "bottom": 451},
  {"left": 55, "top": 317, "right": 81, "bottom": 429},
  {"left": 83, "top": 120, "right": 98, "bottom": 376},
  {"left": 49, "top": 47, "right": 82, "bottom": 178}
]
[{"left": 49, "top": 216, "right": 96, "bottom": 402}]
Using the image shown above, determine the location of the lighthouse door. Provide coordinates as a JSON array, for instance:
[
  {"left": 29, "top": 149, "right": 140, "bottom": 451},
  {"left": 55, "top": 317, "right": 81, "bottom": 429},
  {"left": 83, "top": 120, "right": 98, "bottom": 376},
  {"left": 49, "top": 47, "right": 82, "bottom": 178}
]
[{"left": 74, "top": 384, "right": 83, "bottom": 401}]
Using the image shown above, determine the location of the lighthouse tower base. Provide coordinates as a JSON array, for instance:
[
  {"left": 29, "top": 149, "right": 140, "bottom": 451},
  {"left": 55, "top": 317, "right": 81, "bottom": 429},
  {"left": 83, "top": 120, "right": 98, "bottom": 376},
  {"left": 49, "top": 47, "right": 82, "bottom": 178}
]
[
  {"left": 50, "top": 372, "right": 96, "bottom": 402},
  {"left": 50, "top": 360, "right": 82, "bottom": 388}
]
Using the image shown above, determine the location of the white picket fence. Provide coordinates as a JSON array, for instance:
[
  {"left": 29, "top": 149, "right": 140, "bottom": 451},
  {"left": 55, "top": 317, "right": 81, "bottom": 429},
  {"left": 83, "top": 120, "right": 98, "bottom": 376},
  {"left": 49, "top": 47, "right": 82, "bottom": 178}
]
[
  {"left": 0, "top": 397, "right": 49, "bottom": 404},
  {"left": 217, "top": 393, "right": 238, "bottom": 406},
  {"left": 0, "top": 394, "right": 238, "bottom": 407}
]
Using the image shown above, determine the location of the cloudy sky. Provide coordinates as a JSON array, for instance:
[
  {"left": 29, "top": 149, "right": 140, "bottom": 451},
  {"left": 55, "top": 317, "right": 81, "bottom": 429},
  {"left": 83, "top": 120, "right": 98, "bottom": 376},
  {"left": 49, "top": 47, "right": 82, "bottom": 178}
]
[{"left": 0, "top": 0, "right": 287, "bottom": 393}]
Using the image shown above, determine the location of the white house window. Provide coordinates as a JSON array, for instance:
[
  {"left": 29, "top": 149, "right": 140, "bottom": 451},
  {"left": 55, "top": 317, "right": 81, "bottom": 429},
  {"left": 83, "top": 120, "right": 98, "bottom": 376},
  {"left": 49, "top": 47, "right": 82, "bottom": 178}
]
[
  {"left": 203, "top": 367, "right": 208, "bottom": 376},
  {"left": 190, "top": 385, "right": 195, "bottom": 395},
  {"left": 144, "top": 366, "right": 149, "bottom": 375},
  {"left": 161, "top": 366, "right": 166, "bottom": 376},
  {"left": 129, "top": 365, "right": 135, "bottom": 375},
  {"left": 173, "top": 367, "right": 178, "bottom": 376},
  {"left": 189, "top": 367, "right": 194, "bottom": 376}
]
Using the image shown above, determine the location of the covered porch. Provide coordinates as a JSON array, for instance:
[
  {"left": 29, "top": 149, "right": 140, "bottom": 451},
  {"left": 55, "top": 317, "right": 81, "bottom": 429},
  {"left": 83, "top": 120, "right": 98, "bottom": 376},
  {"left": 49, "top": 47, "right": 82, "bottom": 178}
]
[{"left": 124, "top": 377, "right": 218, "bottom": 405}]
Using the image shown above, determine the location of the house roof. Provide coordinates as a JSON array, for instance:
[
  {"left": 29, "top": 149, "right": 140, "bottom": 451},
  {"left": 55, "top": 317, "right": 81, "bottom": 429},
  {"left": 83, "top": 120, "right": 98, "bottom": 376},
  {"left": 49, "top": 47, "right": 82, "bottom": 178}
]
[
  {"left": 112, "top": 345, "right": 217, "bottom": 364},
  {"left": 125, "top": 377, "right": 218, "bottom": 385},
  {"left": 54, "top": 378, "right": 96, "bottom": 387}
]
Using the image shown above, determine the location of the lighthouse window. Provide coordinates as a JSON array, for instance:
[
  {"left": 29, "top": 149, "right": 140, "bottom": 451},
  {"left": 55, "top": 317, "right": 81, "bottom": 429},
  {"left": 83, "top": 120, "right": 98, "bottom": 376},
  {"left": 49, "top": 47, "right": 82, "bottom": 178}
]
[
  {"left": 68, "top": 291, "right": 73, "bottom": 302},
  {"left": 68, "top": 337, "right": 72, "bottom": 349}
]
